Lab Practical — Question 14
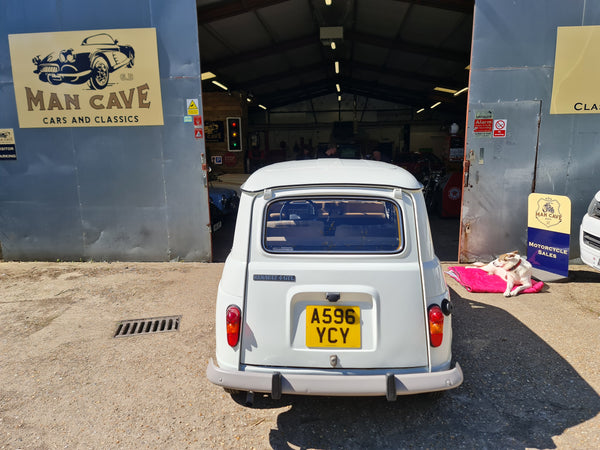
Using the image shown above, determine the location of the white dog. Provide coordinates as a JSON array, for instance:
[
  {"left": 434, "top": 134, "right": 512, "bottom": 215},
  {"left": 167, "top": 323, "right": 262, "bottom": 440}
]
[{"left": 472, "top": 251, "right": 533, "bottom": 297}]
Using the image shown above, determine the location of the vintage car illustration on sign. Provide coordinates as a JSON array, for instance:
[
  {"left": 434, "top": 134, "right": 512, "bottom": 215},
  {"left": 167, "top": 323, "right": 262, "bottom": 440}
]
[
  {"left": 206, "top": 159, "right": 462, "bottom": 402},
  {"left": 32, "top": 33, "right": 135, "bottom": 90}
]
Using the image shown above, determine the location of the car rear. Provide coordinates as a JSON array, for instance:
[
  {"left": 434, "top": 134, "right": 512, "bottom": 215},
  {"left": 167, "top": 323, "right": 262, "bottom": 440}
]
[{"left": 207, "top": 159, "right": 462, "bottom": 400}]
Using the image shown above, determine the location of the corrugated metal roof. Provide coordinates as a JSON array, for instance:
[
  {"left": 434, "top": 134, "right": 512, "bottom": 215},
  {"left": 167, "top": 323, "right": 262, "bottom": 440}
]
[{"left": 197, "top": 0, "right": 473, "bottom": 112}]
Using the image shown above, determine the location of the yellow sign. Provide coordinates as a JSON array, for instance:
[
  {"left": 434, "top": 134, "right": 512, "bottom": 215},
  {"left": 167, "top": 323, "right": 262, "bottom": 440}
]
[
  {"left": 8, "top": 28, "right": 164, "bottom": 127},
  {"left": 527, "top": 193, "right": 571, "bottom": 234},
  {"left": 550, "top": 26, "right": 600, "bottom": 114},
  {"left": 187, "top": 99, "right": 199, "bottom": 115}
]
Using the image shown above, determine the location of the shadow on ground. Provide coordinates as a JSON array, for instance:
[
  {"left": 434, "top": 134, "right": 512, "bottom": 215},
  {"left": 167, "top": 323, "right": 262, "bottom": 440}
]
[{"left": 228, "top": 287, "right": 599, "bottom": 449}]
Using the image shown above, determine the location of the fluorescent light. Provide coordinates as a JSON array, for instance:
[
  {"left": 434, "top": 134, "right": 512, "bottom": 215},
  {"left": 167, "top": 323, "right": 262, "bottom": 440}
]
[
  {"left": 325, "top": 0, "right": 332, "bottom": 5},
  {"left": 334, "top": 61, "right": 339, "bottom": 74},
  {"left": 434, "top": 86, "right": 457, "bottom": 94},
  {"left": 430, "top": 102, "right": 441, "bottom": 109},
  {"left": 258, "top": 104, "right": 267, "bottom": 110},
  {"left": 211, "top": 80, "right": 228, "bottom": 91},
  {"left": 246, "top": 98, "right": 252, "bottom": 102},
  {"left": 330, "top": 42, "right": 336, "bottom": 50},
  {"left": 336, "top": 83, "right": 340, "bottom": 92},
  {"left": 453, "top": 86, "right": 469, "bottom": 96},
  {"left": 416, "top": 108, "right": 425, "bottom": 114},
  {"left": 338, "top": 95, "right": 342, "bottom": 102},
  {"left": 201, "top": 71, "right": 216, "bottom": 80}
]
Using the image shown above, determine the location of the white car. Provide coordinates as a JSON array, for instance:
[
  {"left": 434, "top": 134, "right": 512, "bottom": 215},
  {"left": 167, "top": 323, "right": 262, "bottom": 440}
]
[
  {"left": 206, "top": 159, "right": 463, "bottom": 401},
  {"left": 580, "top": 190, "right": 600, "bottom": 271}
]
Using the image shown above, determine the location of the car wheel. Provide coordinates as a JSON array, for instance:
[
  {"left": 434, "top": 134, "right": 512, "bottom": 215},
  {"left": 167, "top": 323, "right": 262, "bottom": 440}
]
[{"left": 89, "top": 56, "right": 109, "bottom": 90}]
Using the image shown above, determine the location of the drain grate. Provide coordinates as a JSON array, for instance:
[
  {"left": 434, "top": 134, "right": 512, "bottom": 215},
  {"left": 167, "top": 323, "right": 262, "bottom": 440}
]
[{"left": 114, "top": 315, "right": 181, "bottom": 338}]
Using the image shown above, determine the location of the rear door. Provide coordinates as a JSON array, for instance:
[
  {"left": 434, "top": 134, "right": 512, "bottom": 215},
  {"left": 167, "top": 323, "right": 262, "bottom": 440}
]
[{"left": 240, "top": 186, "right": 429, "bottom": 370}]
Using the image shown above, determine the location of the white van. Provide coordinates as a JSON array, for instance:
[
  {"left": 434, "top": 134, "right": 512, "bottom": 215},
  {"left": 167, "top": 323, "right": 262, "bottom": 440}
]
[
  {"left": 580, "top": 189, "right": 600, "bottom": 271},
  {"left": 206, "top": 159, "right": 462, "bottom": 401}
]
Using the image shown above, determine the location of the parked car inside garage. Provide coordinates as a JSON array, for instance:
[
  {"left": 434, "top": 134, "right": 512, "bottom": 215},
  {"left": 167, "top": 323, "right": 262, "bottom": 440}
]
[{"left": 208, "top": 186, "right": 239, "bottom": 216}]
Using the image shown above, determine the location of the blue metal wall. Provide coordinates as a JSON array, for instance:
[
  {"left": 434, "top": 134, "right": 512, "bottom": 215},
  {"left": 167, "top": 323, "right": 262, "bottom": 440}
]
[
  {"left": 0, "top": 0, "right": 211, "bottom": 261},
  {"left": 463, "top": 0, "right": 600, "bottom": 261}
]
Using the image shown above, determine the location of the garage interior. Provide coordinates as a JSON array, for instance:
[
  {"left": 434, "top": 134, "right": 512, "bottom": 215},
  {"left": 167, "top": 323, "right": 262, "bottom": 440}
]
[{"left": 197, "top": 0, "right": 473, "bottom": 261}]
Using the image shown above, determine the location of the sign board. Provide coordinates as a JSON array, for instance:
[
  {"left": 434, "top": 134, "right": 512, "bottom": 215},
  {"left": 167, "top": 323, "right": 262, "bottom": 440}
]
[
  {"left": 492, "top": 119, "right": 507, "bottom": 138},
  {"left": 473, "top": 111, "right": 493, "bottom": 137},
  {"left": 527, "top": 193, "right": 571, "bottom": 277},
  {"left": 205, "top": 120, "right": 224, "bottom": 142},
  {"left": 223, "top": 153, "right": 237, "bottom": 167},
  {"left": 551, "top": 26, "right": 600, "bottom": 114},
  {"left": 8, "top": 28, "right": 163, "bottom": 128},
  {"left": 187, "top": 99, "right": 199, "bottom": 116},
  {"left": 0, "top": 128, "right": 17, "bottom": 159}
]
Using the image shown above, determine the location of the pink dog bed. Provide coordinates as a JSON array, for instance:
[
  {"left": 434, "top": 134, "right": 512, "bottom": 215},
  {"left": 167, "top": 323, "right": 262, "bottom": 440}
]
[{"left": 446, "top": 266, "right": 544, "bottom": 294}]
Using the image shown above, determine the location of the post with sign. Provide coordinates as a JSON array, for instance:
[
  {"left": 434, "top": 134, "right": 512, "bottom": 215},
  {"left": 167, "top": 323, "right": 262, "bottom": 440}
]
[{"left": 527, "top": 193, "right": 571, "bottom": 279}]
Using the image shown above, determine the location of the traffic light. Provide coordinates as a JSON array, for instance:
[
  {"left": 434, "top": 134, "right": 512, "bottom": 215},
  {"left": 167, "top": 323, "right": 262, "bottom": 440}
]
[{"left": 227, "top": 117, "right": 242, "bottom": 151}]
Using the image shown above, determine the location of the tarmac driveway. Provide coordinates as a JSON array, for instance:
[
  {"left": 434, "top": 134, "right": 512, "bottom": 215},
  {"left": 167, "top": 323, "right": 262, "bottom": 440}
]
[{"left": 0, "top": 261, "right": 599, "bottom": 449}]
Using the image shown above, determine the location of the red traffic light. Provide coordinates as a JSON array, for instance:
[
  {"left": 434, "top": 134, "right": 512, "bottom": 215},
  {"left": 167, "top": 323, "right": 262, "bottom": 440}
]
[{"left": 227, "top": 117, "right": 242, "bottom": 151}]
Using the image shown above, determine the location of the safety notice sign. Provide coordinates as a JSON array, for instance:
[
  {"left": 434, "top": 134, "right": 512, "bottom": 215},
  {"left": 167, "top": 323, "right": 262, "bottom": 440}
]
[
  {"left": 493, "top": 119, "right": 507, "bottom": 138},
  {"left": 0, "top": 128, "right": 16, "bottom": 160},
  {"left": 473, "top": 111, "right": 493, "bottom": 137},
  {"left": 187, "top": 99, "right": 199, "bottom": 116}
]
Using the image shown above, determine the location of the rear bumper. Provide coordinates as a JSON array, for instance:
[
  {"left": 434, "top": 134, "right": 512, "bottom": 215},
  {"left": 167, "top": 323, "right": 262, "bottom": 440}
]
[{"left": 206, "top": 359, "right": 463, "bottom": 400}]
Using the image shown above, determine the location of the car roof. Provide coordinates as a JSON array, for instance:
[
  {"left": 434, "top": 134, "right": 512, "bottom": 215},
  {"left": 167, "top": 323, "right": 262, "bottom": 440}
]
[{"left": 241, "top": 159, "right": 422, "bottom": 193}]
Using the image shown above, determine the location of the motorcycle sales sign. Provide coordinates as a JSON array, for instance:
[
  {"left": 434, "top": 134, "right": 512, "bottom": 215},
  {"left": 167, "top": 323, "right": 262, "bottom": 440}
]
[
  {"left": 527, "top": 193, "right": 571, "bottom": 277},
  {"left": 8, "top": 28, "right": 164, "bottom": 128}
]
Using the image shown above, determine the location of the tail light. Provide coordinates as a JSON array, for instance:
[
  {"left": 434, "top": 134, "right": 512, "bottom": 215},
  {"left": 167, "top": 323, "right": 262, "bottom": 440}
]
[
  {"left": 226, "top": 305, "right": 241, "bottom": 347},
  {"left": 428, "top": 305, "right": 444, "bottom": 347}
]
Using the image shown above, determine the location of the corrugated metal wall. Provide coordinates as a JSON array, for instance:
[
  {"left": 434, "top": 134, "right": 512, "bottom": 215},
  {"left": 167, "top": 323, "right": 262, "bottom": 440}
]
[
  {"left": 0, "top": 0, "right": 211, "bottom": 261},
  {"left": 462, "top": 0, "right": 600, "bottom": 262}
]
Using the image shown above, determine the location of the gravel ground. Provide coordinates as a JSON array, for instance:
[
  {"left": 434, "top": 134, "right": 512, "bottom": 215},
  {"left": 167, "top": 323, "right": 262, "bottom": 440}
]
[{"left": 0, "top": 261, "right": 599, "bottom": 449}]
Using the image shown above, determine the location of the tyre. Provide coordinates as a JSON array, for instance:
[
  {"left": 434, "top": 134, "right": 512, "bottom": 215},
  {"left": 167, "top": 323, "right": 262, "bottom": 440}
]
[{"left": 89, "top": 56, "right": 109, "bottom": 90}]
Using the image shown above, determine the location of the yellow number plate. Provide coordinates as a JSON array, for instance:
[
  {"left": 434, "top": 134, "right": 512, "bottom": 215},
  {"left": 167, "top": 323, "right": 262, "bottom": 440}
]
[{"left": 306, "top": 305, "right": 361, "bottom": 348}]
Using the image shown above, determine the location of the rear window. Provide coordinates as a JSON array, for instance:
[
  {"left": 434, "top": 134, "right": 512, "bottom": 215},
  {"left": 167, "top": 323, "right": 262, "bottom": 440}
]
[{"left": 263, "top": 197, "right": 403, "bottom": 253}]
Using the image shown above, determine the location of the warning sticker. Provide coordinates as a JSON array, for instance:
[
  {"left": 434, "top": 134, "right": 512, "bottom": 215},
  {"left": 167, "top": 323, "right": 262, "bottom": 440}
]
[
  {"left": 473, "top": 111, "right": 494, "bottom": 137},
  {"left": 187, "top": 99, "right": 199, "bottom": 116},
  {"left": 493, "top": 119, "right": 507, "bottom": 138},
  {"left": 474, "top": 118, "right": 493, "bottom": 134}
]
